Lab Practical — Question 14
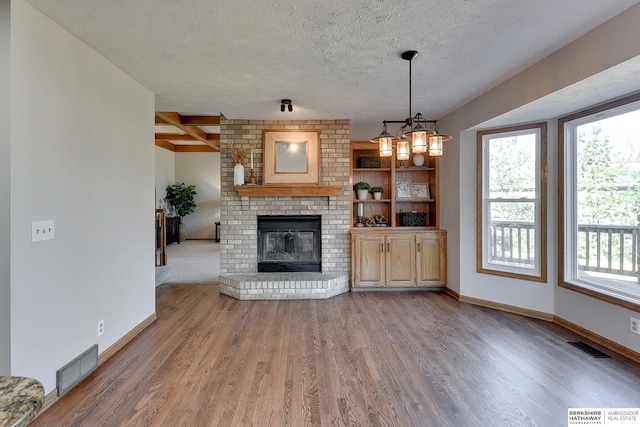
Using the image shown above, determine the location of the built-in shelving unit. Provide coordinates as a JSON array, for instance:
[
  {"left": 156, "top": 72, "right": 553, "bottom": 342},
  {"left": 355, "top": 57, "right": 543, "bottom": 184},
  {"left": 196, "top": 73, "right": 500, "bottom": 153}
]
[
  {"left": 350, "top": 141, "right": 446, "bottom": 289},
  {"left": 350, "top": 142, "right": 440, "bottom": 228}
]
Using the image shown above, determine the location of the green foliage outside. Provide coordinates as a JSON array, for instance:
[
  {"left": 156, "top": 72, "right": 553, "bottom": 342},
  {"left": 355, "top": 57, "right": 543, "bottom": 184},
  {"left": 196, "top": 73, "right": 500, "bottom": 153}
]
[
  {"left": 577, "top": 123, "right": 640, "bottom": 226},
  {"left": 576, "top": 122, "right": 640, "bottom": 268},
  {"left": 488, "top": 134, "right": 536, "bottom": 223}
]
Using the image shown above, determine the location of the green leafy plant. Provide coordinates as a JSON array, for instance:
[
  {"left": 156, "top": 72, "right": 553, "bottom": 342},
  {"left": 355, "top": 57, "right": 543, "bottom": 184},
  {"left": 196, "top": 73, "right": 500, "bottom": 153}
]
[
  {"left": 165, "top": 183, "right": 197, "bottom": 222},
  {"left": 354, "top": 181, "right": 371, "bottom": 190},
  {"left": 370, "top": 186, "right": 384, "bottom": 194}
]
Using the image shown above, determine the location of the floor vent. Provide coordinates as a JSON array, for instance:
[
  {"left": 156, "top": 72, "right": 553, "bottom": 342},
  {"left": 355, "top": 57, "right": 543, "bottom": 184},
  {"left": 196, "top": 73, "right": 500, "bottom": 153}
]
[
  {"left": 568, "top": 341, "right": 611, "bottom": 358},
  {"left": 56, "top": 344, "right": 99, "bottom": 397}
]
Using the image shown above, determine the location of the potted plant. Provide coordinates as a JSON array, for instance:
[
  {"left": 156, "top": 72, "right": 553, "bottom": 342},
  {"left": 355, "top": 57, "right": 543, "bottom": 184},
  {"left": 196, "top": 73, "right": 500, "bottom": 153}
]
[
  {"left": 370, "top": 186, "right": 384, "bottom": 200},
  {"left": 354, "top": 181, "right": 371, "bottom": 200},
  {"left": 165, "top": 183, "right": 197, "bottom": 241}
]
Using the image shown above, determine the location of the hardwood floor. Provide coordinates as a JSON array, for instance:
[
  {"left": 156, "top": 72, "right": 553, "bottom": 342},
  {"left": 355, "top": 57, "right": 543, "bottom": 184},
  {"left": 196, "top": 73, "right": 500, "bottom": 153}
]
[{"left": 32, "top": 285, "right": 640, "bottom": 427}]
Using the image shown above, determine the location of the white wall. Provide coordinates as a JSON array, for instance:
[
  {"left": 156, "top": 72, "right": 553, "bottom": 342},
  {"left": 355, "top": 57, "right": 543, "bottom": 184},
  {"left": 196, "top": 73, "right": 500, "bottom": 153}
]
[
  {"left": 155, "top": 146, "right": 175, "bottom": 207},
  {"left": 0, "top": 0, "right": 11, "bottom": 375},
  {"left": 439, "top": 3, "right": 640, "bottom": 352},
  {"left": 10, "top": 0, "right": 155, "bottom": 393},
  {"left": 175, "top": 152, "right": 221, "bottom": 239}
]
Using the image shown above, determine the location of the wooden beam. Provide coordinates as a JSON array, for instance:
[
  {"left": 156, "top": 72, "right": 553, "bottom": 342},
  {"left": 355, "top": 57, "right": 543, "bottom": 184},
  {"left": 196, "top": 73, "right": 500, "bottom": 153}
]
[
  {"left": 155, "top": 112, "right": 207, "bottom": 142},
  {"left": 234, "top": 184, "right": 345, "bottom": 197},
  {"left": 155, "top": 140, "right": 176, "bottom": 152},
  {"left": 155, "top": 133, "right": 221, "bottom": 142},
  {"left": 155, "top": 133, "right": 196, "bottom": 141},
  {"left": 155, "top": 112, "right": 220, "bottom": 151},
  {"left": 180, "top": 115, "right": 220, "bottom": 126},
  {"left": 206, "top": 140, "right": 221, "bottom": 152},
  {"left": 175, "top": 145, "right": 216, "bottom": 153}
]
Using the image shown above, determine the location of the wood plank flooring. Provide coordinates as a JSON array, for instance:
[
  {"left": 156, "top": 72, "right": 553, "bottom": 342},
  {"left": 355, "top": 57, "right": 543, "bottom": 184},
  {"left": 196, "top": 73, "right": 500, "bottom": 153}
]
[{"left": 32, "top": 285, "right": 640, "bottom": 426}]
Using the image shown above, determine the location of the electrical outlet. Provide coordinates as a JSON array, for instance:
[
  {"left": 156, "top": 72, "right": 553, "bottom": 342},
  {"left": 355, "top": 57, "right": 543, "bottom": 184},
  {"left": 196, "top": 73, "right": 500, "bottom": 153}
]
[
  {"left": 31, "top": 220, "right": 55, "bottom": 242},
  {"left": 98, "top": 319, "right": 105, "bottom": 336},
  {"left": 631, "top": 317, "right": 640, "bottom": 335}
]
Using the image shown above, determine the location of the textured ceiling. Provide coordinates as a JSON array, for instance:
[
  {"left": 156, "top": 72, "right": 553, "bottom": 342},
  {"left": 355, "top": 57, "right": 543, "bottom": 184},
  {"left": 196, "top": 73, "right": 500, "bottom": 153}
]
[{"left": 24, "top": 0, "right": 640, "bottom": 128}]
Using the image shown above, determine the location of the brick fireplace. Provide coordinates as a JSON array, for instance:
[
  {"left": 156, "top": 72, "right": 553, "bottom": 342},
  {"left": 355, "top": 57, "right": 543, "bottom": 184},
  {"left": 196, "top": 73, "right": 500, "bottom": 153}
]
[{"left": 218, "top": 118, "right": 351, "bottom": 299}]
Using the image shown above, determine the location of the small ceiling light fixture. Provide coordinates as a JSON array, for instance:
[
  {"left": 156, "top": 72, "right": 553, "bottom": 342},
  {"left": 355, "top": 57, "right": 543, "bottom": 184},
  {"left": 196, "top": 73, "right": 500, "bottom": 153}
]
[
  {"left": 281, "top": 99, "right": 293, "bottom": 112},
  {"left": 370, "top": 50, "right": 450, "bottom": 158}
]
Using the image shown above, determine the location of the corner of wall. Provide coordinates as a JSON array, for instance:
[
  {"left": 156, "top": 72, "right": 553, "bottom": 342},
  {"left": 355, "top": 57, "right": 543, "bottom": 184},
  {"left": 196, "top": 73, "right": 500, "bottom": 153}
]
[{"left": 0, "top": 0, "right": 11, "bottom": 374}]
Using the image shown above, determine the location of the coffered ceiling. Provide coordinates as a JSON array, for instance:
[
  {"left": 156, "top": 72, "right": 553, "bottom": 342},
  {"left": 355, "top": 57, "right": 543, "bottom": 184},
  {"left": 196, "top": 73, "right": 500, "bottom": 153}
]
[
  {"left": 25, "top": 0, "right": 640, "bottom": 148},
  {"left": 154, "top": 112, "right": 220, "bottom": 152}
]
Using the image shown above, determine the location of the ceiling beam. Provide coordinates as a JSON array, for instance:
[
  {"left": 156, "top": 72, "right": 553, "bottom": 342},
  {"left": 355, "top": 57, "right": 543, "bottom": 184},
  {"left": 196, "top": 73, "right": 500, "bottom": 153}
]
[
  {"left": 175, "top": 145, "right": 216, "bottom": 152},
  {"left": 155, "top": 112, "right": 219, "bottom": 151},
  {"left": 155, "top": 140, "right": 176, "bottom": 152},
  {"left": 154, "top": 133, "right": 221, "bottom": 142},
  {"left": 180, "top": 115, "right": 220, "bottom": 126},
  {"left": 155, "top": 133, "right": 196, "bottom": 141},
  {"left": 155, "top": 140, "right": 215, "bottom": 153}
]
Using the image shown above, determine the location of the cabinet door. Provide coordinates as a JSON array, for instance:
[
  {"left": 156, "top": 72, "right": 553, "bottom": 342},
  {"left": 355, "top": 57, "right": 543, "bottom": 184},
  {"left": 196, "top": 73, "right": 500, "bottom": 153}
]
[
  {"left": 353, "top": 235, "right": 386, "bottom": 287},
  {"left": 416, "top": 232, "right": 446, "bottom": 286},
  {"left": 386, "top": 234, "right": 416, "bottom": 286}
]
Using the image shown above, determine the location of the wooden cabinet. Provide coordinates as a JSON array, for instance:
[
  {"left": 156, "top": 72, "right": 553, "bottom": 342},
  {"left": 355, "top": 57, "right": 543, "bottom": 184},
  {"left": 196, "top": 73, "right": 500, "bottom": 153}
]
[
  {"left": 166, "top": 216, "right": 180, "bottom": 245},
  {"left": 350, "top": 141, "right": 446, "bottom": 290},
  {"left": 416, "top": 232, "right": 446, "bottom": 286},
  {"left": 352, "top": 230, "right": 446, "bottom": 289},
  {"left": 352, "top": 234, "right": 386, "bottom": 287},
  {"left": 386, "top": 234, "right": 416, "bottom": 286}
]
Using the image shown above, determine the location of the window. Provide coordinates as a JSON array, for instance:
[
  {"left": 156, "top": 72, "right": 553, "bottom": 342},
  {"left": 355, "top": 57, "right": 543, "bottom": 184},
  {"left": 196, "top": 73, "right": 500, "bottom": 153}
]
[
  {"left": 477, "top": 123, "right": 547, "bottom": 281},
  {"left": 559, "top": 94, "right": 640, "bottom": 309}
]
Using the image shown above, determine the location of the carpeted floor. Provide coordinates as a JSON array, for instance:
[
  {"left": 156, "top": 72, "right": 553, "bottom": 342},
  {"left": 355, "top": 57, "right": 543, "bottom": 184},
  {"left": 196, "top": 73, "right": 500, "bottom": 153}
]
[{"left": 161, "top": 240, "right": 220, "bottom": 285}]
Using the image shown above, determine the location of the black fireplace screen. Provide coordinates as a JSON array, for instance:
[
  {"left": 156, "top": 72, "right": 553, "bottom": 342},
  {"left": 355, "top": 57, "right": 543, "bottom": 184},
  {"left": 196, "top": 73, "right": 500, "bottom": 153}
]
[{"left": 257, "top": 215, "right": 321, "bottom": 272}]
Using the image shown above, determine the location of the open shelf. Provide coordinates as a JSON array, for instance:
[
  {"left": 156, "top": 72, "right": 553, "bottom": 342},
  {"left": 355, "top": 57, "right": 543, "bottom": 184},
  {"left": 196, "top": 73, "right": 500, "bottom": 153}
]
[{"left": 350, "top": 141, "right": 440, "bottom": 228}]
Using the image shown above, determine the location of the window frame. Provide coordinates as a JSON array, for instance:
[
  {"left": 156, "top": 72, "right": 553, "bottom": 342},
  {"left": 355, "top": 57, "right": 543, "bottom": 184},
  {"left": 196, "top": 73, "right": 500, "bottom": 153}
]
[
  {"left": 477, "top": 123, "right": 547, "bottom": 282},
  {"left": 558, "top": 93, "right": 640, "bottom": 311}
]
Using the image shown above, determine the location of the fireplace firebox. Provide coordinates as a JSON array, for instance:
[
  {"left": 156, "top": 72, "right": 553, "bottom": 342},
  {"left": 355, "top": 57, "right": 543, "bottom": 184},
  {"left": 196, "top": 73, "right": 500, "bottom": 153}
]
[{"left": 257, "top": 215, "right": 321, "bottom": 272}]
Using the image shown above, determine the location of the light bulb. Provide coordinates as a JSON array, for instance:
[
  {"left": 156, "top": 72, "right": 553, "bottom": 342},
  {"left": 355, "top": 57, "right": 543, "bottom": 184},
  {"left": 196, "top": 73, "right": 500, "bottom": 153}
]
[
  {"left": 429, "top": 136, "right": 444, "bottom": 156},
  {"left": 412, "top": 131, "right": 427, "bottom": 153},
  {"left": 397, "top": 140, "right": 410, "bottom": 161},
  {"left": 379, "top": 137, "right": 393, "bottom": 157}
]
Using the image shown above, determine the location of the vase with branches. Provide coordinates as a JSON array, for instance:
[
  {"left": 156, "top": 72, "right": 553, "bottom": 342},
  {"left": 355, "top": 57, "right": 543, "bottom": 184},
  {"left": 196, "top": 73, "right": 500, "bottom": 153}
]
[{"left": 230, "top": 142, "right": 256, "bottom": 185}]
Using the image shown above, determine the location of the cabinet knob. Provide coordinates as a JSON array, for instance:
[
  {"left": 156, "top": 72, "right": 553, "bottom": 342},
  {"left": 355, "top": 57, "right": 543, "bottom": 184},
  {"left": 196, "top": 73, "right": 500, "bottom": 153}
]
[{"left": 418, "top": 243, "right": 421, "bottom": 252}]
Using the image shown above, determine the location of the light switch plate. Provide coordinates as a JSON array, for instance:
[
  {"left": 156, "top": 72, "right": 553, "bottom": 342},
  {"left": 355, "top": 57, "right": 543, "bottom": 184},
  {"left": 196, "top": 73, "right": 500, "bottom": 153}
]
[{"left": 32, "top": 220, "right": 55, "bottom": 242}]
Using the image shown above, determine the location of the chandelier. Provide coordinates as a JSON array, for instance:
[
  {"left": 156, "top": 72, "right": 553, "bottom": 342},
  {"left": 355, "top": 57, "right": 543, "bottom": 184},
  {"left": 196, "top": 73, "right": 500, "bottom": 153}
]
[{"left": 370, "top": 50, "right": 451, "bottom": 158}]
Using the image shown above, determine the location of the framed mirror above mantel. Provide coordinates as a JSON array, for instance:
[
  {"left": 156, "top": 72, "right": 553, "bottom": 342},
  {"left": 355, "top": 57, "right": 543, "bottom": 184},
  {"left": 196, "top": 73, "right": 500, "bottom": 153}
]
[
  {"left": 263, "top": 130, "right": 320, "bottom": 184},
  {"left": 233, "top": 128, "right": 347, "bottom": 198}
]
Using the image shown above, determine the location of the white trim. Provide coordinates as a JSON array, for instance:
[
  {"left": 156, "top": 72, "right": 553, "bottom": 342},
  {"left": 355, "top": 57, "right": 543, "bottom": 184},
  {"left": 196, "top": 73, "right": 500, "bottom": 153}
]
[{"left": 562, "top": 100, "right": 640, "bottom": 303}]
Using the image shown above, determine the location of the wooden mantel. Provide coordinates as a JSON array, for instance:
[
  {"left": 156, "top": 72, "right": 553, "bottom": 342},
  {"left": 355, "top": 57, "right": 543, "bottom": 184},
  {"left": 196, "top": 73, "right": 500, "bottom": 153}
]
[{"left": 234, "top": 184, "right": 345, "bottom": 197}]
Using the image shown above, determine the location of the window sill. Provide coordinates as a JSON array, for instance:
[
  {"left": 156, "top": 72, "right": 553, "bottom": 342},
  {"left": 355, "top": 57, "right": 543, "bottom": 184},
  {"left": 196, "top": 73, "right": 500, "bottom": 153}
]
[{"left": 559, "top": 280, "right": 640, "bottom": 312}]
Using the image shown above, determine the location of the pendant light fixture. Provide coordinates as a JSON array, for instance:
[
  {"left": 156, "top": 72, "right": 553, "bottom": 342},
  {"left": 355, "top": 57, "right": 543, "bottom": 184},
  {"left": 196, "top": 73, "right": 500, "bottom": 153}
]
[
  {"left": 428, "top": 122, "right": 452, "bottom": 156},
  {"left": 370, "top": 121, "right": 394, "bottom": 157},
  {"left": 370, "top": 50, "right": 449, "bottom": 158},
  {"left": 395, "top": 128, "right": 411, "bottom": 164}
]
